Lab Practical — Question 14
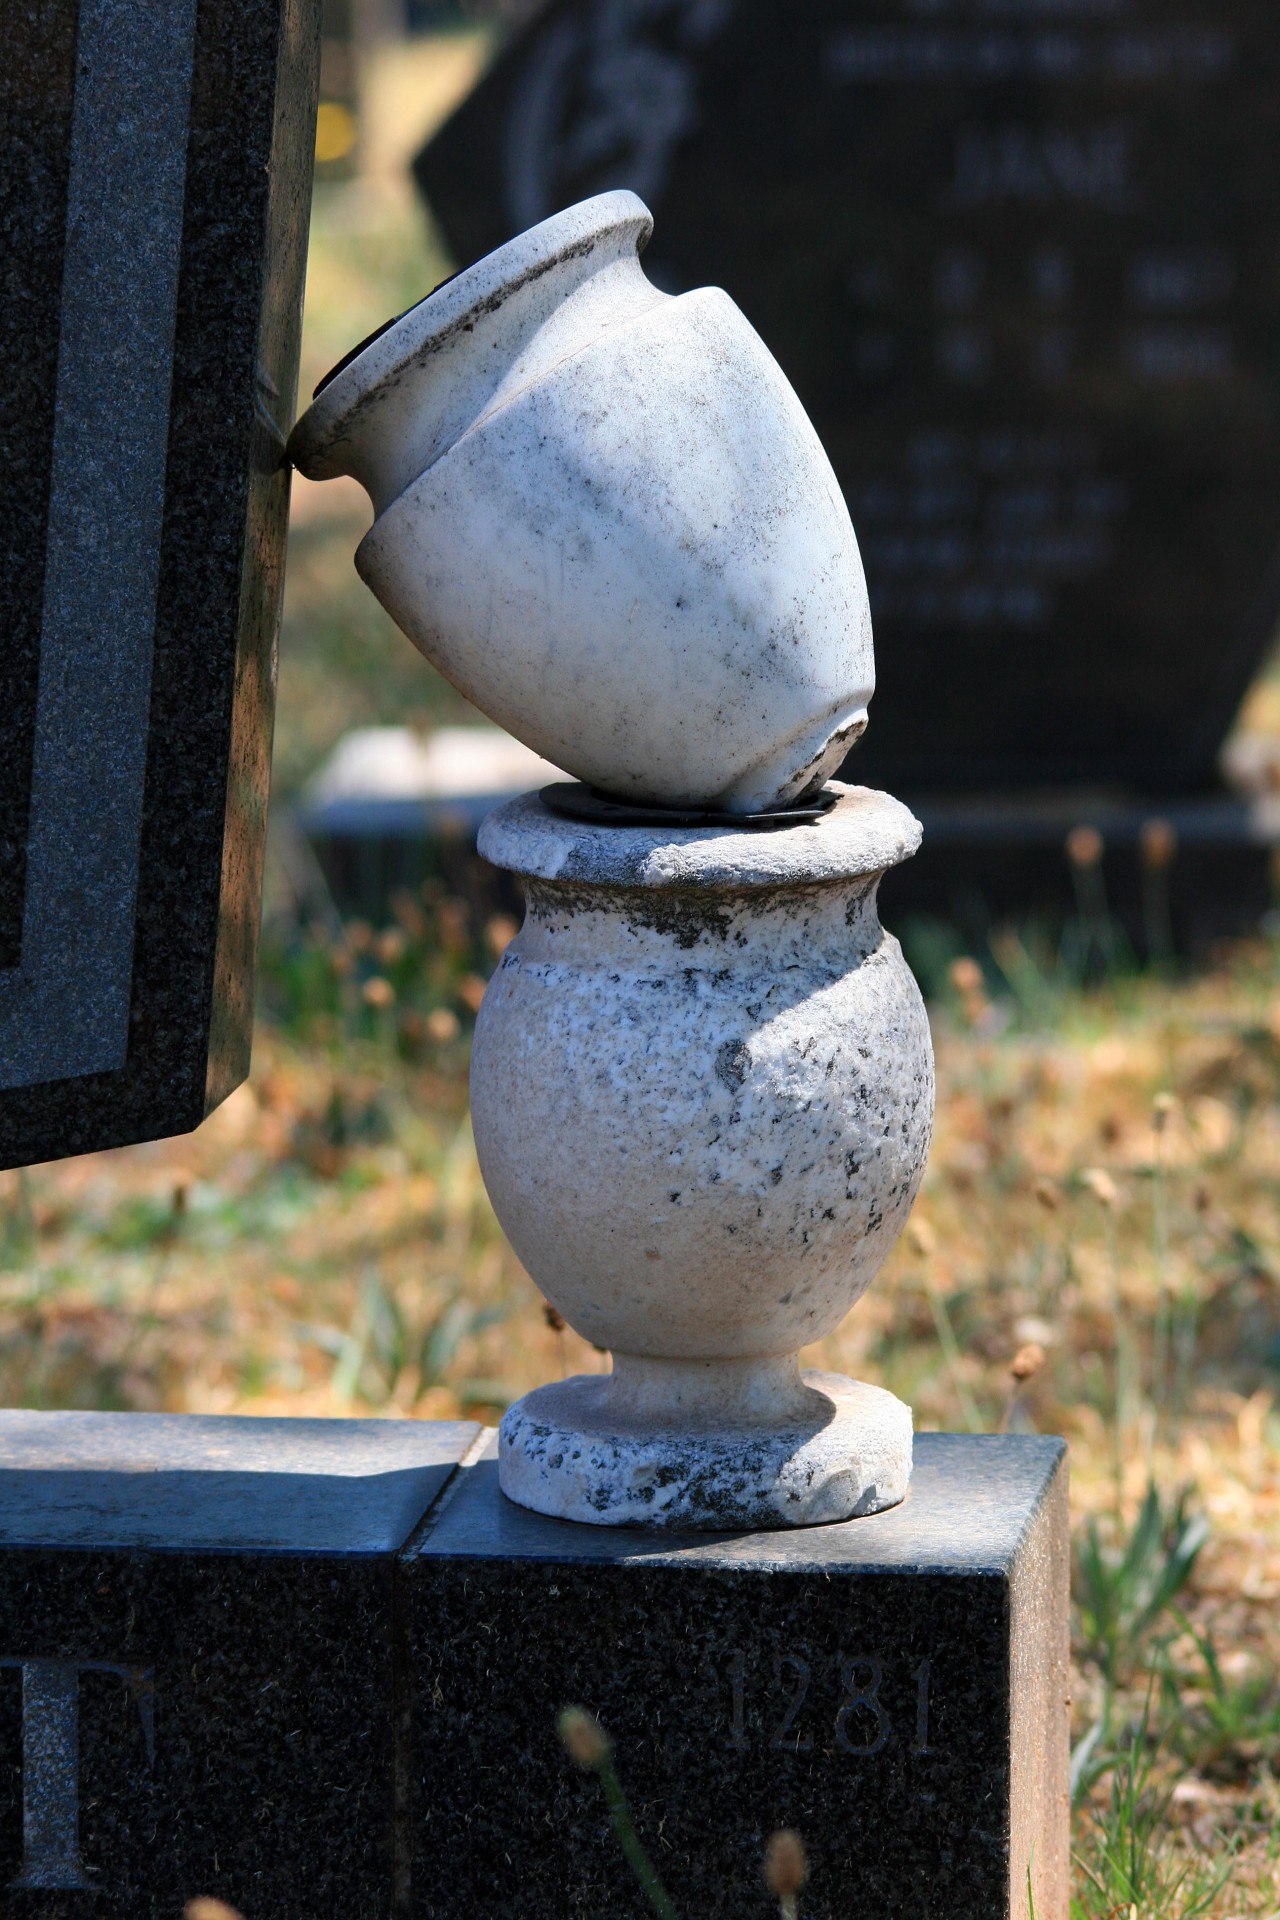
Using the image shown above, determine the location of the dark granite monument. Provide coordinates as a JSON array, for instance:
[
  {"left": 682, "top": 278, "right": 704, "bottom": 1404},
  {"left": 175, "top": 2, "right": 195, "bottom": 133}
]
[
  {"left": 413, "top": 0, "right": 1280, "bottom": 933},
  {"left": 405, "top": 1432, "right": 1069, "bottom": 1920},
  {"left": 0, "top": 0, "right": 322, "bottom": 1171},
  {"left": 0, "top": 1416, "right": 1067, "bottom": 1919},
  {"left": 417, "top": 0, "right": 1280, "bottom": 796},
  {"left": 0, "top": 1412, "right": 479, "bottom": 1917}
]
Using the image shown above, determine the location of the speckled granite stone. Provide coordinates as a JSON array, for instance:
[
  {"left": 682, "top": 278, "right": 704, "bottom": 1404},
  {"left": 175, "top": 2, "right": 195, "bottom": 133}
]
[
  {"left": 0, "top": 1412, "right": 478, "bottom": 1918},
  {"left": 0, "top": 1417, "right": 1069, "bottom": 1916},
  {"left": 404, "top": 1432, "right": 1070, "bottom": 1920},
  {"left": 0, "top": 0, "right": 321, "bottom": 1169},
  {"left": 478, "top": 780, "right": 922, "bottom": 890},
  {"left": 288, "top": 189, "right": 874, "bottom": 817},
  {"left": 0, "top": 1, "right": 77, "bottom": 976}
]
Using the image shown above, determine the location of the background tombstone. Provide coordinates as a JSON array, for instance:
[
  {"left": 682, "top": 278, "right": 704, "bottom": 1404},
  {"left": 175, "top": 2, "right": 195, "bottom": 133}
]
[
  {"left": 416, "top": 2, "right": 1280, "bottom": 821},
  {"left": 0, "top": 0, "right": 323, "bottom": 1170}
]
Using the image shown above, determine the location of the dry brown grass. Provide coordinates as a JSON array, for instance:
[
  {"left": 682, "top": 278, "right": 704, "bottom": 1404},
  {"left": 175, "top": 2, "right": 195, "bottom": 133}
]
[{"left": 6, "top": 924, "right": 1280, "bottom": 1907}]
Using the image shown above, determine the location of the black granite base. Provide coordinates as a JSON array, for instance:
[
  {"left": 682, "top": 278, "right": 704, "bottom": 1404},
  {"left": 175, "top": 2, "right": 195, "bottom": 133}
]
[
  {"left": 0, "top": 1413, "right": 477, "bottom": 1918},
  {"left": 0, "top": 1418, "right": 1067, "bottom": 1920},
  {"left": 404, "top": 1433, "right": 1069, "bottom": 1920}
]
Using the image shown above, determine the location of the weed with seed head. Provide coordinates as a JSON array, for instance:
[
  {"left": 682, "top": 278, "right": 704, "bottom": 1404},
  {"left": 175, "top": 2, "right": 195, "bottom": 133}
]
[
  {"left": 556, "top": 1710, "right": 810, "bottom": 1919},
  {"left": 1064, "top": 823, "right": 1122, "bottom": 984},
  {"left": 557, "top": 1708, "right": 680, "bottom": 1920},
  {"left": 763, "top": 1829, "right": 807, "bottom": 1920}
]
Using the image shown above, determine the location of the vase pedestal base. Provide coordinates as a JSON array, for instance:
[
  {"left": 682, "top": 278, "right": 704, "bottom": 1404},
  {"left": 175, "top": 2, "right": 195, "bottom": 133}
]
[{"left": 498, "top": 1368, "right": 912, "bottom": 1529}]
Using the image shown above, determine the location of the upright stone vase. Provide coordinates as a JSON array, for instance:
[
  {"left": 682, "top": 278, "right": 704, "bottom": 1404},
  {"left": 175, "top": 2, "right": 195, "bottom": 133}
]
[{"left": 472, "top": 783, "right": 934, "bottom": 1528}]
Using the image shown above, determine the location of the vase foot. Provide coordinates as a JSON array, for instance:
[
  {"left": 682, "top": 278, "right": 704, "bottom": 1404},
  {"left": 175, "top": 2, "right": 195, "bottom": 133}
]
[{"left": 497, "top": 1369, "right": 911, "bottom": 1530}]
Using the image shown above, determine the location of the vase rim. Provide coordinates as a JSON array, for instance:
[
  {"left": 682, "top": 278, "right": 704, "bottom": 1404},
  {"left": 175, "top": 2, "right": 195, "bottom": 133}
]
[
  {"left": 477, "top": 782, "right": 923, "bottom": 891},
  {"left": 287, "top": 190, "right": 653, "bottom": 471}
]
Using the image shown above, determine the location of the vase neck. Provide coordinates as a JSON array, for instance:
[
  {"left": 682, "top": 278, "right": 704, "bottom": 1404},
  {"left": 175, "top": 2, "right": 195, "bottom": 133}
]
[
  {"left": 517, "top": 876, "right": 885, "bottom": 972},
  {"left": 606, "top": 1354, "right": 817, "bottom": 1427}
]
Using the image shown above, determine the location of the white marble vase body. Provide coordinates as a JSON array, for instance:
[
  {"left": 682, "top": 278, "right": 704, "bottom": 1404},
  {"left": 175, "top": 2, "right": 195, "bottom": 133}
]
[
  {"left": 473, "top": 784, "right": 935, "bottom": 1528},
  {"left": 286, "top": 191, "right": 874, "bottom": 814}
]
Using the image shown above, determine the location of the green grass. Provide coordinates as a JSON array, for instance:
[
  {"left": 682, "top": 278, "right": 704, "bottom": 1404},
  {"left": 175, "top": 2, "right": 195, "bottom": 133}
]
[
  {"left": 1072, "top": 1714, "right": 1233, "bottom": 1920},
  {"left": 1074, "top": 1480, "right": 1210, "bottom": 1694}
]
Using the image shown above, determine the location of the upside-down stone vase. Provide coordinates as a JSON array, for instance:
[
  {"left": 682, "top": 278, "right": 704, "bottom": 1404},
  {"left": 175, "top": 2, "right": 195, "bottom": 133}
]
[
  {"left": 472, "top": 783, "right": 935, "bottom": 1528},
  {"left": 286, "top": 190, "right": 873, "bottom": 814}
]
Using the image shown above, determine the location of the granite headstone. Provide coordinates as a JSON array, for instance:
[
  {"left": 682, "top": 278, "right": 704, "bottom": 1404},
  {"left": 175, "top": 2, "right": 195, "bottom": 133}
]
[
  {"left": 404, "top": 1432, "right": 1070, "bottom": 1920},
  {"left": 0, "top": 0, "right": 322, "bottom": 1170},
  {"left": 0, "top": 1411, "right": 479, "bottom": 1918},
  {"left": 0, "top": 1416, "right": 1070, "bottom": 1917},
  {"left": 416, "top": 0, "right": 1280, "bottom": 798}
]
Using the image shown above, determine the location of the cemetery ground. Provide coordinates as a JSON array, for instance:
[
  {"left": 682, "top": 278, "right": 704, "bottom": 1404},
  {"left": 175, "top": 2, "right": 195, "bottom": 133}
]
[
  {"left": 5, "top": 904, "right": 1280, "bottom": 1915},
  {"left": 8, "top": 47, "right": 1280, "bottom": 1916}
]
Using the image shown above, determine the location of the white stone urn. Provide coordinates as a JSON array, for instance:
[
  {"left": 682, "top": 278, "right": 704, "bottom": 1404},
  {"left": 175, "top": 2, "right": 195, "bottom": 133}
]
[
  {"left": 472, "top": 783, "right": 934, "bottom": 1528},
  {"left": 286, "top": 191, "right": 873, "bottom": 815}
]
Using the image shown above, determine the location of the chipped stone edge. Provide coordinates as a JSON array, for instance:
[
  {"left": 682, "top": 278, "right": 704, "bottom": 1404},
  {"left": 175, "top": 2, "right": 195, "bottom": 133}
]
[{"left": 498, "top": 1371, "right": 913, "bottom": 1530}]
